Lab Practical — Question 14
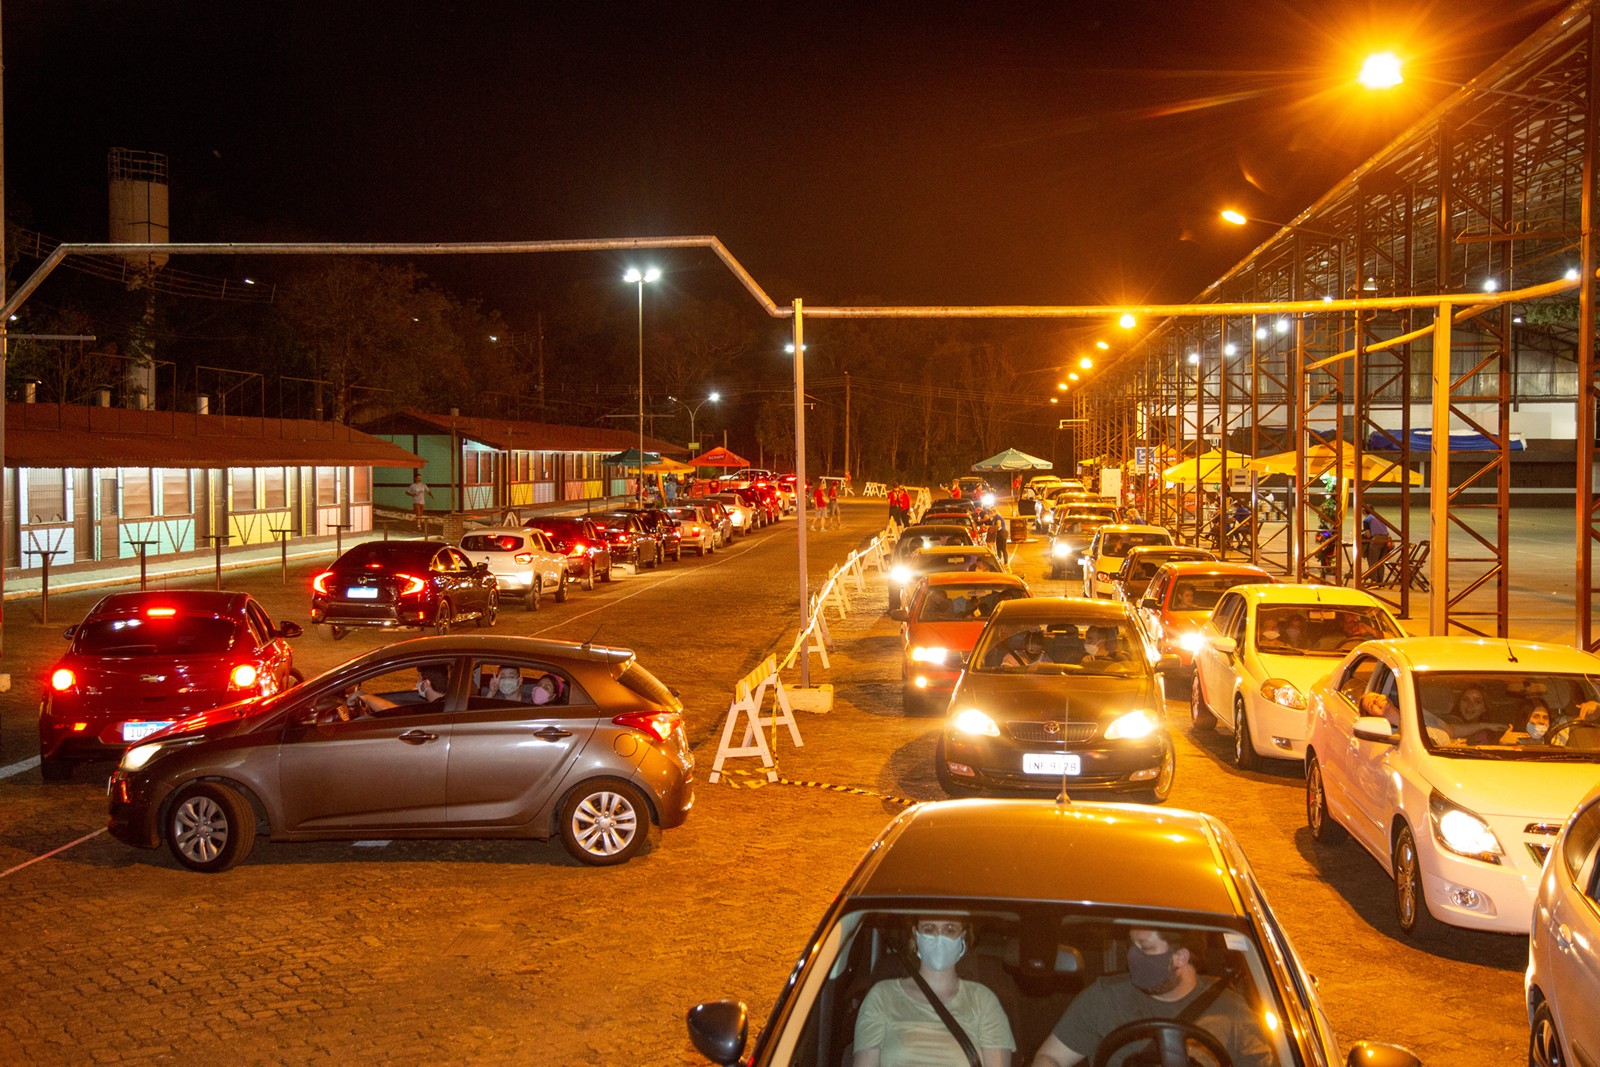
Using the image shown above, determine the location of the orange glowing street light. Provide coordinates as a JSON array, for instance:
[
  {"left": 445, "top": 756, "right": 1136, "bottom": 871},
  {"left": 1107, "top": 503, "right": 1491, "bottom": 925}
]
[
  {"left": 1118, "top": 313, "right": 1136, "bottom": 329},
  {"left": 1094, "top": 340, "right": 1109, "bottom": 350},
  {"left": 1078, "top": 356, "right": 1093, "bottom": 370},
  {"left": 1358, "top": 52, "right": 1404, "bottom": 90}
]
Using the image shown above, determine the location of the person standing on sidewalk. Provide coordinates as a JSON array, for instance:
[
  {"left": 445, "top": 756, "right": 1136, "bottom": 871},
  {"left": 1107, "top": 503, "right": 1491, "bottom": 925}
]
[
  {"left": 406, "top": 472, "right": 433, "bottom": 529},
  {"left": 826, "top": 481, "right": 841, "bottom": 528}
]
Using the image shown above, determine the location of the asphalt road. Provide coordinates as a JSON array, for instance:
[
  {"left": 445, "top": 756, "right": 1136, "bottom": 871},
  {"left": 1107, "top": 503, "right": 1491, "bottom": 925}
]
[{"left": 0, "top": 500, "right": 1544, "bottom": 1065}]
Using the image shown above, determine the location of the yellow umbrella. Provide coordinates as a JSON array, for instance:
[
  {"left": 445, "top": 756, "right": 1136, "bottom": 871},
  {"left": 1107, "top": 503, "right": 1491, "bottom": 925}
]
[
  {"left": 1249, "top": 443, "right": 1423, "bottom": 485},
  {"left": 1160, "top": 449, "right": 1254, "bottom": 486},
  {"left": 642, "top": 457, "right": 696, "bottom": 474}
]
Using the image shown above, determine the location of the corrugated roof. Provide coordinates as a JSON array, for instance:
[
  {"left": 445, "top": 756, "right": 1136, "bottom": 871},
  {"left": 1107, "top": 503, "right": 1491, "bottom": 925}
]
[
  {"left": 4, "top": 402, "right": 424, "bottom": 470},
  {"left": 359, "top": 410, "right": 690, "bottom": 456}
]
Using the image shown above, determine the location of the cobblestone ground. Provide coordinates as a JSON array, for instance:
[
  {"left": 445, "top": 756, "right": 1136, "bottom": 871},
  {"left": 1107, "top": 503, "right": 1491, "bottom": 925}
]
[{"left": 0, "top": 499, "right": 1545, "bottom": 1064}]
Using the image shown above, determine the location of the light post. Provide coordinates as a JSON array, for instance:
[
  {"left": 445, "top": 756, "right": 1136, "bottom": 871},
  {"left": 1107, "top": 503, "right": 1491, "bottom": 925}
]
[
  {"left": 668, "top": 391, "right": 719, "bottom": 452},
  {"left": 624, "top": 266, "right": 661, "bottom": 502}
]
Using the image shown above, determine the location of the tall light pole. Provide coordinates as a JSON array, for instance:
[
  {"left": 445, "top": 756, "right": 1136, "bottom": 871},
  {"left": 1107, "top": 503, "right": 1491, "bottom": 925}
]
[
  {"left": 624, "top": 266, "right": 660, "bottom": 502},
  {"left": 668, "top": 391, "right": 719, "bottom": 452}
]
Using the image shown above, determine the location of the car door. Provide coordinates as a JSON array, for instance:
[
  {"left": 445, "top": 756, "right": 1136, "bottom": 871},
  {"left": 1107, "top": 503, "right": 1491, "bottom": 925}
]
[
  {"left": 1081, "top": 531, "right": 1103, "bottom": 596},
  {"left": 1220, "top": 598, "right": 1257, "bottom": 727},
  {"left": 1343, "top": 659, "right": 1404, "bottom": 855},
  {"left": 531, "top": 530, "right": 562, "bottom": 591},
  {"left": 244, "top": 599, "right": 294, "bottom": 692},
  {"left": 1547, "top": 797, "right": 1600, "bottom": 1065},
  {"left": 277, "top": 660, "right": 455, "bottom": 830},
  {"left": 447, "top": 658, "right": 600, "bottom": 824},
  {"left": 448, "top": 547, "right": 490, "bottom": 611},
  {"left": 1196, "top": 592, "right": 1242, "bottom": 709},
  {"left": 1316, "top": 653, "right": 1381, "bottom": 833}
]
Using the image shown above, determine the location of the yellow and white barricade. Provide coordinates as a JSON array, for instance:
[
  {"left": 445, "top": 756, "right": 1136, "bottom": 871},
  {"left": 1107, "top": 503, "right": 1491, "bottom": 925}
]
[{"left": 709, "top": 654, "right": 802, "bottom": 784}]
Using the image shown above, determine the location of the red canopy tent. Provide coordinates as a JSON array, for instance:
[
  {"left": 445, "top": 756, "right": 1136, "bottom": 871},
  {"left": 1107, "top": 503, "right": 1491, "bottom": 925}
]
[{"left": 690, "top": 446, "right": 752, "bottom": 468}]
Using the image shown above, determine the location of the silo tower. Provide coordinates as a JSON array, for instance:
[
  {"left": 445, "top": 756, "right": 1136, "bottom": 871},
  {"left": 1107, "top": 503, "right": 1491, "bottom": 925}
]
[{"left": 107, "top": 148, "right": 169, "bottom": 409}]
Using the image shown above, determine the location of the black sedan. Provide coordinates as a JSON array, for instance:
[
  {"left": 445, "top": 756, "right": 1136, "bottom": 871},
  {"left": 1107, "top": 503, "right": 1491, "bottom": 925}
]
[
  {"left": 593, "top": 511, "right": 662, "bottom": 570},
  {"left": 938, "top": 597, "right": 1178, "bottom": 801},
  {"left": 108, "top": 635, "right": 695, "bottom": 872},
  {"left": 310, "top": 540, "right": 497, "bottom": 639}
]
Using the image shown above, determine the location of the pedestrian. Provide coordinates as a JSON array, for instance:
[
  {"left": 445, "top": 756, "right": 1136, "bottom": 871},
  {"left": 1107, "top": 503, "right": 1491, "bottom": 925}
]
[
  {"left": 405, "top": 471, "right": 433, "bottom": 529},
  {"left": 994, "top": 512, "right": 1009, "bottom": 565},
  {"left": 812, "top": 481, "right": 827, "bottom": 530},
  {"left": 1011, "top": 474, "right": 1021, "bottom": 500},
  {"left": 1361, "top": 504, "right": 1394, "bottom": 565},
  {"left": 664, "top": 474, "right": 678, "bottom": 502},
  {"left": 826, "top": 481, "right": 841, "bottom": 528},
  {"left": 888, "top": 484, "right": 901, "bottom": 528}
]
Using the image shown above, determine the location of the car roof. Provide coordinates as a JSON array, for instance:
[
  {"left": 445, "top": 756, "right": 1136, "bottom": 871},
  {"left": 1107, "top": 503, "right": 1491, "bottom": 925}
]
[
  {"left": 1363, "top": 636, "right": 1600, "bottom": 675},
  {"left": 1158, "top": 561, "right": 1274, "bottom": 577},
  {"left": 1097, "top": 524, "right": 1167, "bottom": 535},
  {"left": 923, "top": 572, "right": 1029, "bottom": 589},
  {"left": 335, "top": 634, "right": 639, "bottom": 668},
  {"left": 848, "top": 800, "right": 1242, "bottom": 916},
  {"left": 1124, "top": 545, "right": 1209, "bottom": 558},
  {"left": 90, "top": 590, "right": 247, "bottom": 617},
  {"left": 1235, "top": 583, "right": 1392, "bottom": 608},
  {"left": 901, "top": 523, "right": 971, "bottom": 536},
  {"left": 991, "top": 596, "right": 1129, "bottom": 624},
  {"left": 462, "top": 526, "right": 532, "bottom": 537},
  {"left": 914, "top": 544, "right": 997, "bottom": 558}
]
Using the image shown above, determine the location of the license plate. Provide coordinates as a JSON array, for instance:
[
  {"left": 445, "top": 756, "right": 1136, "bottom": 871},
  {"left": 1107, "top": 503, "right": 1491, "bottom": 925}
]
[
  {"left": 1024, "top": 753, "right": 1081, "bottom": 776},
  {"left": 123, "top": 720, "right": 175, "bottom": 742},
  {"left": 346, "top": 587, "right": 379, "bottom": 599}
]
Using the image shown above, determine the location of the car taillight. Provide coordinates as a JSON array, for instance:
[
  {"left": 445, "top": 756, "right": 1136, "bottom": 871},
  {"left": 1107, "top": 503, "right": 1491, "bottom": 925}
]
[
  {"left": 51, "top": 668, "right": 75, "bottom": 692},
  {"left": 514, "top": 552, "right": 535, "bottom": 565},
  {"left": 312, "top": 571, "right": 333, "bottom": 595},
  {"left": 146, "top": 607, "right": 176, "bottom": 617},
  {"left": 229, "top": 664, "right": 259, "bottom": 690},
  {"left": 613, "top": 710, "right": 681, "bottom": 744},
  {"left": 569, "top": 541, "right": 586, "bottom": 555},
  {"left": 616, "top": 533, "right": 631, "bottom": 543},
  {"left": 395, "top": 573, "right": 426, "bottom": 596}
]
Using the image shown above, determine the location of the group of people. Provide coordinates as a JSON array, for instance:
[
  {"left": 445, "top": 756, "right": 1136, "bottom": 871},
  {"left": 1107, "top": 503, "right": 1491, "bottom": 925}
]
[
  {"left": 811, "top": 481, "right": 843, "bottom": 529},
  {"left": 851, "top": 916, "right": 1271, "bottom": 1067},
  {"left": 335, "top": 664, "right": 562, "bottom": 722},
  {"left": 1359, "top": 679, "right": 1600, "bottom": 747},
  {"left": 994, "top": 626, "right": 1132, "bottom": 669},
  {"left": 887, "top": 486, "right": 916, "bottom": 527}
]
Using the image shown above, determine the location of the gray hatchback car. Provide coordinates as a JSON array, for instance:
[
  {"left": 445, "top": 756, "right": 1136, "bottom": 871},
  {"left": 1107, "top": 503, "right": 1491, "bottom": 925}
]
[{"left": 108, "top": 635, "right": 694, "bottom": 872}]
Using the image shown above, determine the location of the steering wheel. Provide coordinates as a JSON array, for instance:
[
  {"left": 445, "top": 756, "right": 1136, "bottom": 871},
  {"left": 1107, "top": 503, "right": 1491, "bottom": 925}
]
[
  {"left": 1548, "top": 718, "right": 1600, "bottom": 748},
  {"left": 1090, "top": 1018, "right": 1232, "bottom": 1067}
]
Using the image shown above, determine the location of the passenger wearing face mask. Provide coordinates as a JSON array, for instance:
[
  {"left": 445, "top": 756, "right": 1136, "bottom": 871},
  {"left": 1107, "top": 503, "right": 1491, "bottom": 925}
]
[
  {"left": 852, "top": 916, "right": 1014, "bottom": 1067},
  {"left": 1031, "top": 927, "right": 1272, "bottom": 1067},
  {"left": 485, "top": 666, "right": 526, "bottom": 701}
]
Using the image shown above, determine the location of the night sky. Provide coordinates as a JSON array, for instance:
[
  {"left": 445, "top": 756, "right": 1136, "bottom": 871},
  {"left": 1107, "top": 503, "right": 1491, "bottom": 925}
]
[{"left": 1, "top": 0, "right": 1570, "bottom": 325}]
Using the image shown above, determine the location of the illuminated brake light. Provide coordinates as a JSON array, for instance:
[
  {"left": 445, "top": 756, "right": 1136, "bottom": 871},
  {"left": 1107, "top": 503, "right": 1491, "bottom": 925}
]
[
  {"left": 229, "top": 664, "right": 259, "bottom": 689},
  {"left": 51, "top": 668, "right": 76, "bottom": 692},
  {"left": 72, "top": 722, "right": 88, "bottom": 732},
  {"left": 569, "top": 541, "right": 586, "bottom": 555},
  {"left": 514, "top": 552, "right": 535, "bottom": 565},
  {"left": 613, "top": 710, "right": 680, "bottom": 744},
  {"left": 395, "top": 573, "right": 426, "bottom": 596},
  {"left": 146, "top": 607, "right": 176, "bottom": 617},
  {"left": 311, "top": 571, "right": 333, "bottom": 595}
]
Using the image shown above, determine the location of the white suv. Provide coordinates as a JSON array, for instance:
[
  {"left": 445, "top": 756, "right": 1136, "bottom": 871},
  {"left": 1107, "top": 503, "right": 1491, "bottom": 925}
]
[{"left": 459, "top": 527, "right": 570, "bottom": 611}]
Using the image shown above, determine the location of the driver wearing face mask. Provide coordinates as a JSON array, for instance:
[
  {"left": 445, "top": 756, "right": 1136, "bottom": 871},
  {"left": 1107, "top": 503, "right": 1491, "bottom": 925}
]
[
  {"left": 852, "top": 916, "right": 1014, "bottom": 1067},
  {"left": 1031, "top": 927, "right": 1273, "bottom": 1067}
]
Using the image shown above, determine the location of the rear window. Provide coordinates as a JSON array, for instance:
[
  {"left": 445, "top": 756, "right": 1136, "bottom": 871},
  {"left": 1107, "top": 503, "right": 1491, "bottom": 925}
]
[
  {"left": 335, "top": 542, "right": 434, "bottom": 569},
  {"left": 530, "top": 518, "right": 584, "bottom": 538},
  {"left": 75, "top": 616, "right": 238, "bottom": 656},
  {"left": 617, "top": 659, "right": 678, "bottom": 708},
  {"left": 462, "top": 534, "right": 525, "bottom": 552}
]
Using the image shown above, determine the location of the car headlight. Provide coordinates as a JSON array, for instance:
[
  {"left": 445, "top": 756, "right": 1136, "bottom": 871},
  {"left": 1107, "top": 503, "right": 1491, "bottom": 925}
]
[
  {"left": 1259, "top": 678, "right": 1307, "bottom": 709},
  {"left": 952, "top": 708, "right": 1000, "bottom": 737},
  {"left": 1104, "top": 709, "right": 1159, "bottom": 740},
  {"left": 911, "top": 646, "right": 951, "bottom": 665},
  {"left": 1428, "top": 791, "right": 1504, "bottom": 864},
  {"left": 1178, "top": 631, "right": 1206, "bottom": 654},
  {"left": 1052, "top": 542, "right": 1073, "bottom": 558},
  {"left": 890, "top": 565, "right": 912, "bottom": 584},
  {"left": 980, "top": 493, "right": 996, "bottom": 507},
  {"left": 120, "top": 743, "right": 166, "bottom": 773}
]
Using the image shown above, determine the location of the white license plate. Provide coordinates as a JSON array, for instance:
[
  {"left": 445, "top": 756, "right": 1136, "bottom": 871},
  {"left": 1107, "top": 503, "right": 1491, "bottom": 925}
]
[
  {"left": 1023, "top": 753, "right": 1081, "bottom": 776},
  {"left": 123, "top": 720, "right": 175, "bottom": 742},
  {"left": 346, "top": 587, "right": 379, "bottom": 599}
]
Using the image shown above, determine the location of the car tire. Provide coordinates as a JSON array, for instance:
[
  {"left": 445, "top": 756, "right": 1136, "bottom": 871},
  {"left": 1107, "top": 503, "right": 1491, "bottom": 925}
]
[
  {"left": 1305, "top": 753, "right": 1348, "bottom": 845},
  {"left": 39, "top": 756, "right": 71, "bottom": 783},
  {"left": 525, "top": 583, "right": 541, "bottom": 611},
  {"left": 1143, "top": 745, "right": 1175, "bottom": 804},
  {"left": 316, "top": 623, "right": 347, "bottom": 641},
  {"left": 433, "top": 601, "right": 453, "bottom": 636},
  {"left": 582, "top": 566, "right": 595, "bottom": 591},
  {"left": 698, "top": 543, "right": 708, "bottom": 557},
  {"left": 1232, "top": 697, "right": 1261, "bottom": 770},
  {"left": 166, "top": 782, "right": 257, "bottom": 874},
  {"left": 601, "top": 562, "right": 613, "bottom": 582},
  {"left": 288, "top": 668, "right": 305, "bottom": 686},
  {"left": 1190, "top": 675, "right": 1215, "bottom": 729},
  {"left": 558, "top": 778, "right": 650, "bottom": 866},
  {"left": 555, "top": 574, "right": 568, "bottom": 603},
  {"left": 477, "top": 592, "right": 497, "bottom": 628},
  {"left": 1529, "top": 1000, "right": 1565, "bottom": 1067},
  {"left": 1393, "top": 824, "right": 1441, "bottom": 939}
]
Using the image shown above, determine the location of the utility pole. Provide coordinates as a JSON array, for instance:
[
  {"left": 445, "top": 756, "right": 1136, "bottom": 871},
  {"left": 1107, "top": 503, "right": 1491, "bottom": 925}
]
[{"left": 843, "top": 371, "right": 851, "bottom": 482}]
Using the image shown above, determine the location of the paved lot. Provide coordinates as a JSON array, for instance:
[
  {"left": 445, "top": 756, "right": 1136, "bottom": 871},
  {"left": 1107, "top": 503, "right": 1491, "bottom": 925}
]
[{"left": 0, "top": 499, "right": 1579, "bottom": 1064}]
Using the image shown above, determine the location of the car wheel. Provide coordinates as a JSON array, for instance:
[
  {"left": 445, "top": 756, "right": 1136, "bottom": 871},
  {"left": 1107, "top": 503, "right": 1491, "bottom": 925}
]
[
  {"left": 1393, "top": 824, "right": 1440, "bottom": 939},
  {"left": 166, "top": 782, "right": 257, "bottom": 874},
  {"left": 288, "top": 668, "right": 305, "bottom": 685},
  {"left": 1190, "top": 675, "right": 1215, "bottom": 729},
  {"left": 582, "top": 566, "right": 595, "bottom": 591},
  {"left": 1305, "top": 753, "right": 1348, "bottom": 844},
  {"left": 1144, "top": 745, "right": 1175, "bottom": 803},
  {"left": 433, "top": 600, "right": 453, "bottom": 636},
  {"left": 477, "top": 591, "right": 497, "bottom": 628},
  {"left": 1530, "top": 1000, "right": 1565, "bottom": 1067},
  {"left": 559, "top": 778, "right": 649, "bottom": 866},
  {"left": 316, "top": 623, "right": 342, "bottom": 641},
  {"left": 555, "top": 574, "right": 569, "bottom": 603},
  {"left": 1232, "top": 697, "right": 1261, "bottom": 770},
  {"left": 525, "top": 582, "right": 541, "bottom": 611},
  {"left": 39, "top": 756, "right": 71, "bottom": 783},
  {"left": 698, "top": 543, "right": 708, "bottom": 557},
  {"left": 601, "top": 562, "right": 614, "bottom": 582}
]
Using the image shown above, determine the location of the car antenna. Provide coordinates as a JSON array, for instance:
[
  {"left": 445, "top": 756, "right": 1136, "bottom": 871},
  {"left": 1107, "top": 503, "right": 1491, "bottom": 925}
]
[
  {"left": 1057, "top": 692, "right": 1073, "bottom": 807},
  {"left": 1505, "top": 640, "right": 1519, "bottom": 664},
  {"left": 581, "top": 623, "right": 605, "bottom": 651}
]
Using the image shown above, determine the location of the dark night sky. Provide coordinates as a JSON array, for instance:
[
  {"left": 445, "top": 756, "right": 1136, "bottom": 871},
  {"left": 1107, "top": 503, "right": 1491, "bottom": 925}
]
[{"left": 1, "top": 0, "right": 1571, "bottom": 324}]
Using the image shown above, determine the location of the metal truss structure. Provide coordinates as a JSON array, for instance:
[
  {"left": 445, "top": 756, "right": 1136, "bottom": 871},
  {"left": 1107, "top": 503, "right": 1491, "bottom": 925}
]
[{"left": 1078, "top": 0, "right": 1600, "bottom": 642}]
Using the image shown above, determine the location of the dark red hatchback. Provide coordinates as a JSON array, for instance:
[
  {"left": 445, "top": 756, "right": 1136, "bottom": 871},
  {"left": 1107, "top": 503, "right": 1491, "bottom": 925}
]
[{"left": 39, "top": 591, "right": 302, "bottom": 781}]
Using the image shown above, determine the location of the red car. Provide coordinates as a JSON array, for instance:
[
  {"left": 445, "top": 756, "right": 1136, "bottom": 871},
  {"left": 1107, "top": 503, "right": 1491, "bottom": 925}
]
[
  {"left": 894, "top": 572, "right": 1031, "bottom": 713},
  {"left": 1133, "top": 561, "right": 1276, "bottom": 692},
  {"left": 525, "top": 516, "right": 615, "bottom": 587},
  {"left": 39, "top": 591, "right": 302, "bottom": 781}
]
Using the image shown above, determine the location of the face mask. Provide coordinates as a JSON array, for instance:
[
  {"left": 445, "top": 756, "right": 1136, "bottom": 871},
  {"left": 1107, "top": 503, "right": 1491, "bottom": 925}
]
[
  {"left": 1528, "top": 722, "right": 1547, "bottom": 740},
  {"left": 531, "top": 684, "right": 553, "bottom": 706},
  {"left": 1128, "top": 945, "right": 1180, "bottom": 995},
  {"left": 497, "top": 676, "right": 520, "bottom": 696},
  {"left": 914, "top": 932, "right": 966, "bottom": 972},
  {"left": 416, "top": 681, "right": 429, "bottom": 697}
]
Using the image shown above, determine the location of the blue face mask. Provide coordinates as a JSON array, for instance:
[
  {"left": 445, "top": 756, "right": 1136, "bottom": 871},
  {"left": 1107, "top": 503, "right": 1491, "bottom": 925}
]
[{"left": 914, "top": 931, "right": 966, "bottom": 972}]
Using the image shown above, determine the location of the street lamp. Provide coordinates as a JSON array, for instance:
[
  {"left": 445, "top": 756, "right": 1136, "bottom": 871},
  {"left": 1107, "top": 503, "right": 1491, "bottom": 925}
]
[
  {"left": 668, "top": 391, "right": 720, "bottom": 451},
  {"left": 624, "top": 266, "right": 661, "bottom": 502}
]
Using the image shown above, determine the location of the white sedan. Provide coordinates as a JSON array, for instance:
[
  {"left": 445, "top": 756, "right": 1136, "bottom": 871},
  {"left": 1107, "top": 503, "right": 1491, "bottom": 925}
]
[
  {"left": 1190, "top": 584, "right": 1403, "bottom": 769},
  {"left": 1304, "top": 637, "right": 1600, "bottom": 938},
  {"left": 459, "top": 527, "right": 569, "bottom": 610},
  {"left": 1528, "top": 779, "right": 1600, "bottom": 1067},
  {"left": 1079, "top": 524, "right": 1171, "bottom": 598}
]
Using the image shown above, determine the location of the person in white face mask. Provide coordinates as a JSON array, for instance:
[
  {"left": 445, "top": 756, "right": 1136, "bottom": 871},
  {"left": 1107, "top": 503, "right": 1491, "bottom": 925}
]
[{"left": 852, "top": 916, "right": 1014, "bottom": 1067}]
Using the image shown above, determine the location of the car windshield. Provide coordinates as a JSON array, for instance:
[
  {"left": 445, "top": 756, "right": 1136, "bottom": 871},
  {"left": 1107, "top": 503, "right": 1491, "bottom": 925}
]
[
  {"left": 1098, "top": 532, "right": 1170, "bottom": 557},
  {"left": 916, "top": 551, "right": 1002, "bottom": 577},
  {"left": 461, "top": 534, "right": 525, "bottom": 552},
  {"left": 915, "top": 584, "right": 1027, "bottom": 622},
  {"left": 1254, "top": 605, "right": 1401, "bottom": 656},
  {"left": 1169, "top": 575, "right": 1267, "bottom": 611},
  {"left": 973, "top": 620, "right": 1141, "bottom": 675},
  {"left": 777, "top": 907, "right": 1290, "bottom": 1067},
  {"left": 75, "top": 615, "right": 238, "bottom": 656},
  {"left": 1409, "top": 671, "right": 1600, "bottom": 758}
]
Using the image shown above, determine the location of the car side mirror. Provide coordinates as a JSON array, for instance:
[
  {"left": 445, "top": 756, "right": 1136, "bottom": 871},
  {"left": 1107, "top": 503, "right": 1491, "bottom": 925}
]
[
  {"left": 1155, "top": 654, "right": 1183, "bottom": 674},
  {"left": 277, "top": 621, "right": 304, "bottom": 639},
  {"left": 1140, "top": 597, "right": 1160, "bottom": 611},
  {"left": 62, "top": 624, "right": 78, "bottom": 640},
  {"left": 686, "top": 999, "right": 748, "bottom": 1066},
  {"left": 1354, "top": 716, "right": 1399, "bottom": 745},
  {"left": 1210, "top": 636, "right": 1238, "bottom": 656},
  {"left": 475, "top": 562, "right": 490, "bottom": 574},
  {"left": 1344, "top": 1041, "right": 1420, "bottom": 1067},
  {"left": 888, "top": 607, "right": 908, "bottom": 622}
]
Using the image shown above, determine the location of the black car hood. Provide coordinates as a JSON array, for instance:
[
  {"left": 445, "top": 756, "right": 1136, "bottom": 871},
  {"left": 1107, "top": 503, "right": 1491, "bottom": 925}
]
[{"left": 953, "top": 670, "right": 1158, "bottom": 721}]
